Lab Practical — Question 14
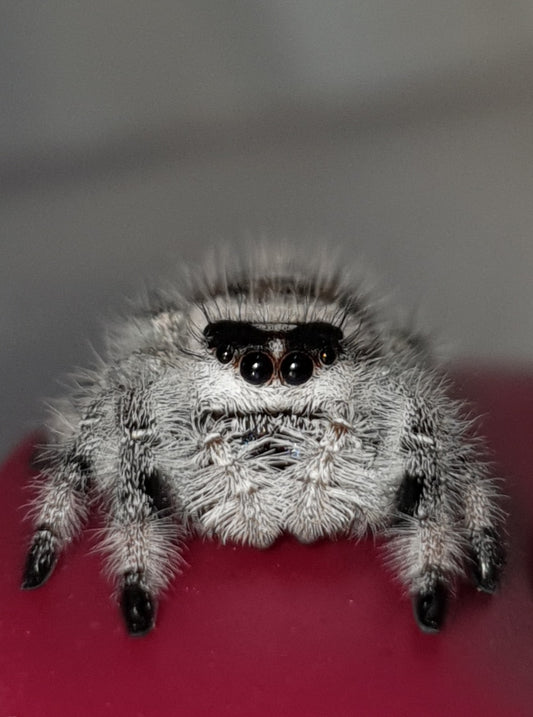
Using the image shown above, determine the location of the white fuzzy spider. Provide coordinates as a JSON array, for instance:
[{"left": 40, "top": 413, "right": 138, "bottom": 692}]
[{"left": 22, "top": 247, "right": 505, "bottom": 635}]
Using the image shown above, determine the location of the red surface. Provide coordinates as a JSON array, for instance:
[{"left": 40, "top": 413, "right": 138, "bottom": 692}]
[{"left": 1, "top": 367, "right": 533, "bottom": 717}]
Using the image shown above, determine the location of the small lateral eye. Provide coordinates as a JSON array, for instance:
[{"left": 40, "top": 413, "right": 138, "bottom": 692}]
[
  {"left": 216, "top": 345, "right": 234, "bottom": 364},
  {"left": 319, "top": 344, "right": 337, "bottom": 366}
]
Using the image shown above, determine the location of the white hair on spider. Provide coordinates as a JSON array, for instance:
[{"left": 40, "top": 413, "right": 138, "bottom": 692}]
[{"left": 22, "top": 243, "right": 505, "bottom": 636}]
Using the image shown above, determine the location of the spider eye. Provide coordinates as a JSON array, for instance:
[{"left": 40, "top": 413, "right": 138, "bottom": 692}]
[
  {"left": 216, "top": 345, "right": 234, "bottom": 364},
  {"left": 240, "top": 351, "right": 274, "bottom": 385},
  {"left": 319, "top": 344, "right": 337, "bottom": 366},
  {"left": 280, "top": 352, "right": 314, "bottom": 386}
]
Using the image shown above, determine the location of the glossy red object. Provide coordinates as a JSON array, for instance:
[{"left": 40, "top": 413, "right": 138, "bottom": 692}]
[{"left": 1, "top": 368, "right": 532, "bottom": 716}]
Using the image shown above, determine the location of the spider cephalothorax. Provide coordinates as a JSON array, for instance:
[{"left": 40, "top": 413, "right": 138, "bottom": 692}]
[{"left": 22, "top": 249, "right": 505, "bottom": 635}]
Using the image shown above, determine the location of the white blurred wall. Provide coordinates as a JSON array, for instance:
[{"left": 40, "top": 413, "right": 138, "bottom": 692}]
[
  {"left": 3, "top": 2, "right": 533, "bottom": 156},
  {"left": 1, "top": 2, "right": 533, "bottom": 454}
]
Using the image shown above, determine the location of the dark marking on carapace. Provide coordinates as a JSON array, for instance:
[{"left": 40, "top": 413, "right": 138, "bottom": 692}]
[
  {"left": 204, "top": 320, "right": 343, "bottom": 354},
  {"left": 204, "top": 321, "right": 270, "bottom": 351},
  {"left": 285, "top": 322, "right": 343, "bottom": 353}
]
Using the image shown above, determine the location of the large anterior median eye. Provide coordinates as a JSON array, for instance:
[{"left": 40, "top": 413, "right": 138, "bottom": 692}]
[
  {"left": 280, "top": 352, "right": 314, "bottom": 386},
  {"left": 240, "top": 351, "right": 274, "bottom": 385}
]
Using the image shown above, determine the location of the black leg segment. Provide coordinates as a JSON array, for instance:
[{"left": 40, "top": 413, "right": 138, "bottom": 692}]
[
  {"left": 396, "top": 472, "right": 424, "bottom": 519},
  {"left": 470, "top": 527, "right": 505, "bottom": 594},
  {"left": 142, "top": 468, "right": 172, "bottom": 516},
  {"left": 21, "top": 527, "right": 58, "bottom": 590},
  {"left": 413, "top": 578, "right": 447, "bottom": 633},
  {"left": 120, "top": 572, "right": 156, "bottom": 637}
]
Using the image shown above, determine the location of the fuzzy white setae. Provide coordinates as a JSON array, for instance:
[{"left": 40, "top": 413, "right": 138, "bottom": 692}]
[{"left": 22, "top": 247, "right": 505, "bottom": 635}]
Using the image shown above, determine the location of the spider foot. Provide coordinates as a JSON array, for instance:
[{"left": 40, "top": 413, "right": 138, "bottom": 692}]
[
  {"left": 21, "top": 528, "right": 58, "bottom": 590},
  {"left": 413, "top": 578, "right": 447, "bottom": 633},
  {"left": 471, "top": 528, "right": 505, "bottom": 594},
  {"left": 120, "top": 572, "right": 156, "bottom": 637}
]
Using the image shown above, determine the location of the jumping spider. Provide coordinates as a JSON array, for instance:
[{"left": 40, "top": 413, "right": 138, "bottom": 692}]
[{"left": 22, "top": 249, "right": 505, "bottom": 635}]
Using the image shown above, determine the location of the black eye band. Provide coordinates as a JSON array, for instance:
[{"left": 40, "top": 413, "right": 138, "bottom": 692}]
[
  {"left": 204, "top": 321, "right": 269, "bottom": 351},
  {"left": 204, "top": 320, "right": 343, "bottom": 354},
  {"left": 285, "top": 322, "right": 343, "bottom": 353}
]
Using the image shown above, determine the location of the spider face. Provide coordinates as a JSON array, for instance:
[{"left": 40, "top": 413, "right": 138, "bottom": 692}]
[
  {"left": 203, "top": 320, "right": 343, "bottom": 386},
  {"left": 196, "top": 320, "right": 347, "bottom": 473}
]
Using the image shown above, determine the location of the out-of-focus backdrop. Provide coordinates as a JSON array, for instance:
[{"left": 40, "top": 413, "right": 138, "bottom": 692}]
[{"left": 1, "top": 2, "right": 533, "bottom": 456}]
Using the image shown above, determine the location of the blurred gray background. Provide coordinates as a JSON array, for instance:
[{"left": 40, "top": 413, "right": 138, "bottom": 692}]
[{"left": 2, "top": 2, "right": 533, "bottom": 457}]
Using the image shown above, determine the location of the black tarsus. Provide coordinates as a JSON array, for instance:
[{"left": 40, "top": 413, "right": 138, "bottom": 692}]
[
  {"left": 413, "top": 579, "right": 448, "bottom": 633},
  {"left": 120, "top": 572, "right": 156, "bottom": 636},
  {"left": 470, "top": 527, "right": 505, "bottom": 594},
  {"left": 21, "top": 528, "right": 58, "bottom": 590}
]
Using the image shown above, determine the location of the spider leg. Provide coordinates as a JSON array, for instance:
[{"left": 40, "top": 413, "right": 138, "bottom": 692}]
[
  {"left": 392, "top": 487, "right": 459, "bottom": 633},
  {"left": 389, "top": 391, "right": 467, "bottom": 633},
  {"left": 22, "top": 400, "right": 104, "bottom": 590},
  {"left": 103, "top": 386, "right": 182, "bottom": 636},
  {"left": 459, "top": 461, "right": 505, "bottom": 593}
]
